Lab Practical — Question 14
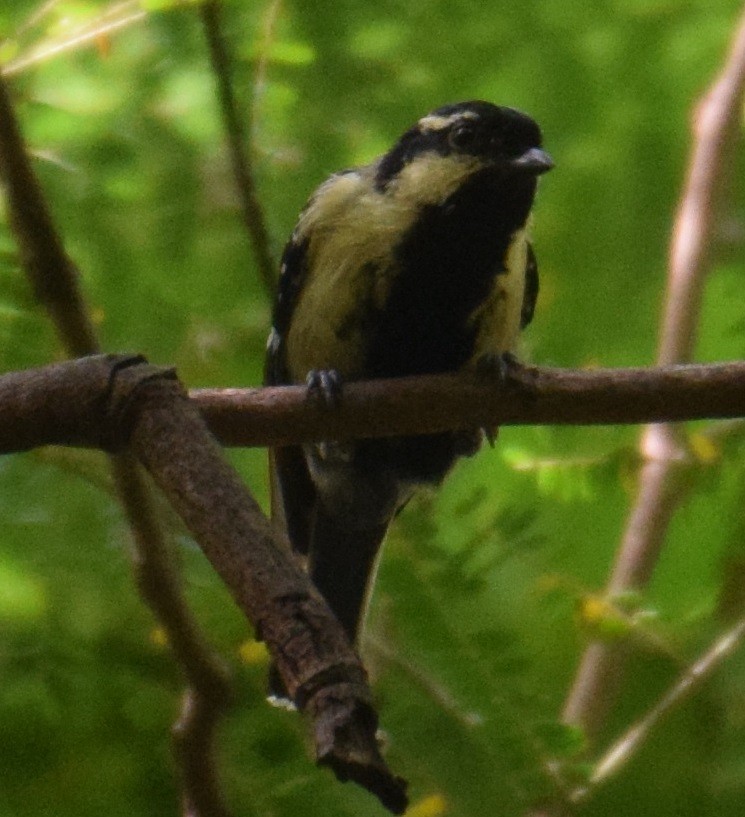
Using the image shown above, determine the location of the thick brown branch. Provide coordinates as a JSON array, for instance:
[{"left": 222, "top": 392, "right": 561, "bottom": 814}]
[
  {"left": 1, "top": 352, "right": 743, "bottom": 811},
  {"left": 0, "top": 71, "right": 233, "bottom": 817},
  {"left": 115, "top": 362, "right": 409, "bottom": 814},
  {"left": 0, "top": 356, "right": 408, "bottom": 813},
  {"left": 193, "top": 361, "right": 745, "bottom": 447},
  {"left": 2, "top": 359, "right": 744, "bottom": 455},
  {"left": 0, "top": 357, "right": 237, "bottom": 815}
]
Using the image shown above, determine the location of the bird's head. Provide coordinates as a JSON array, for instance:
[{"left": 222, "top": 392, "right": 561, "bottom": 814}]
[{"left": 375, "top": 100, "right": 553, "bottom": 190}]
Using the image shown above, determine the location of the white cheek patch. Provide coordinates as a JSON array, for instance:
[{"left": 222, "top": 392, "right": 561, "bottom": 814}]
[
  {"left": 393, "top": 154, "right": 480, "bottom": 207},
  {"left": 418, "top": 110, "right": 479, "bottom": 132}
]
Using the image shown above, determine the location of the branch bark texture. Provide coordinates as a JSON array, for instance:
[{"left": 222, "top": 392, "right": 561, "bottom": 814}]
[
  {"left": 194, "top": 362, "right": 745, "bottom": 447},
  {"left": 5, "top": 352, "right": 743, "bottom": 811},
  {"left": 0, "top": 355, "right": 409, "bottom": 814},
  {"left": 2, "top": 358, "right": 743, "bottom": 455}
]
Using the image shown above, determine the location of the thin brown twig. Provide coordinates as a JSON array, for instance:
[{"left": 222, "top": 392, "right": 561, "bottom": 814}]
[
  {"left": 0, "top": 73, "right": 233, "bottom": 817},
  {"left": 251, "top": 0, "right": 282, "bottom": 145},
  {"left": 6, "top": 0, "right": 61, "bottom": 42},
  {"left": 569, "top": 615, "right": 745, "bottom": 805},
  {"left": 1, "top": 4, "right": 147, "bottom": 78},
  {"left": 199, "top": 0, "right": 277, "bottom": 299},
  {"left": 112, "top": 455, "right": 233, "bottom": 817},
  {"left": 560, "top": 0, "right": 745, "bottom": 757},
  {"left": 0, "top": 76, "right": 98, "bottom": 355}
]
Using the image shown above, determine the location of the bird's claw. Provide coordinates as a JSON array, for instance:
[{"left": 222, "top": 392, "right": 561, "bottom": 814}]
[
  {"left": 306, "top": 368, "right": 343, "bottom": 408},
  {"left": 475, "top": 351, "right": 521, "bottom": 383},
  {"left": 474, "top": 353, "right": 520, "bottom": 447}
]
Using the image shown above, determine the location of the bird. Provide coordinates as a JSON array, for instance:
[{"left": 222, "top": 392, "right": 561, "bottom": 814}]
[{"left": 265, "top": 100, "right": 552, "bottom": 702}]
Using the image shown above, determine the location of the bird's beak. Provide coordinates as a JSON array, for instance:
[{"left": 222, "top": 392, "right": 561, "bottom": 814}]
[{"left": 511, "top": 147, "right": 554, "bottom": 175}]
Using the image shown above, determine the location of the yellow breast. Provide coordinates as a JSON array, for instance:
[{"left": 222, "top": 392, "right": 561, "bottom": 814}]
[{"left": 468, "top": 227, "right": 529, "bottom": 365}]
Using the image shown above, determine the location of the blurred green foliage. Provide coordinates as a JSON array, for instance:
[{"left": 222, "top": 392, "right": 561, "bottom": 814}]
[{"left": 1, "top": 1, "right": 745, "bottom": 815}]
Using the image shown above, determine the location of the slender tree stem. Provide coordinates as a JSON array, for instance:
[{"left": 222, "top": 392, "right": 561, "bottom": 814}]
[{"left": 561, "top": 0, "right": 745, "bottom": 753}]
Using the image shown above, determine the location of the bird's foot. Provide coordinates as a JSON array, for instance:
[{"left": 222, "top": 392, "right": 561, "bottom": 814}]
[
  {"left": 306, "top": 368, "right": 343, "bottom": 408},
  {"left": 475, "top": 351, "right": 522, "bottom": 382}
]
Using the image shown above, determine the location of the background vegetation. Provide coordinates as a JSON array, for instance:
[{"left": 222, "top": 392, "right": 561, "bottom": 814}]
[{"left": 1, "top": 1, "right": 745, "bottom": 815}]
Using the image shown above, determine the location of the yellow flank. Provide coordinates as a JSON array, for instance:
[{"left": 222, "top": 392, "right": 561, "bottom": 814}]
[
  {"left": 407, "top": 793, "right": 448, "bottom": 817},
  {"left": 285, "top": 154, "right": 484, "bottom": 382},
  {"left": 468, "top": 227, "right": 528, "bottom": 363}
]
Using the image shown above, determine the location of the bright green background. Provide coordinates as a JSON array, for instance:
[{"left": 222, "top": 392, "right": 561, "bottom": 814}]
[{"left": 1, "top": 1, "right": 745, "bottom": 816}]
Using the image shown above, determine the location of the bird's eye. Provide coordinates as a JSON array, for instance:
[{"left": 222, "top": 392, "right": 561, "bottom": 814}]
[{"left": 448, "top": 125, "right": 477, "bottom": 150}]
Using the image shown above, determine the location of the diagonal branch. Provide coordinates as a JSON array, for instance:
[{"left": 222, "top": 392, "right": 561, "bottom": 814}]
[
  {"left": 560, "top": 0, "right": 745, "bottom": 757},
  {"left": 0, "top": 72, "right": 233, "bottom": 817},
  {"left": 199, "top": 0, "right": 277, "bottom": 298},
  {"left": 570, "top": 614, "right": 745, "bottom": 805},
  {"left": 111, "top": 454, "right": 233, "bottom": 817},
  {"left": 0, "top": 355, "right": 409, "bottom": 814},
  {"left": 0, "top": 76, "right": 98, "bottom": 356},
  {"left": 2, "top": 3, "right": 147, "bottom": 78}
]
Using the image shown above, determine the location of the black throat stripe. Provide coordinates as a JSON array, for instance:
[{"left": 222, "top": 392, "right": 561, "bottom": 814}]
[{"left": 365, "top": 168, "right": 537, "bottom": 378}]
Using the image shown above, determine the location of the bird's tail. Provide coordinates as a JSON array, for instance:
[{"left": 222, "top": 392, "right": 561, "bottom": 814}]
[{"left": 309, "top": 506, "right": 388, "bottom": 640}]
